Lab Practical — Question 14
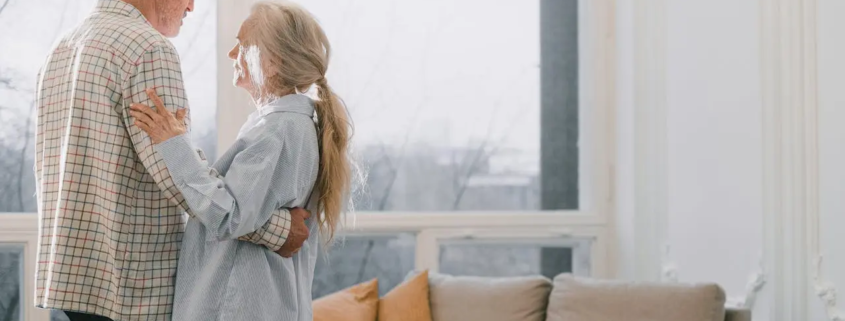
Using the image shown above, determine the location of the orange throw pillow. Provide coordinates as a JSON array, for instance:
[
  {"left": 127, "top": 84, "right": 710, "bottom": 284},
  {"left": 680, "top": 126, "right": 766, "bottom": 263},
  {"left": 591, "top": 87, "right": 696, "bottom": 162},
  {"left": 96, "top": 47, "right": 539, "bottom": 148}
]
[
  {"left": 313, "top": 278, "right": 379, "bottom": 321},
  {"left": 378, "top": 270, "right": 433, "bottom": 321}
]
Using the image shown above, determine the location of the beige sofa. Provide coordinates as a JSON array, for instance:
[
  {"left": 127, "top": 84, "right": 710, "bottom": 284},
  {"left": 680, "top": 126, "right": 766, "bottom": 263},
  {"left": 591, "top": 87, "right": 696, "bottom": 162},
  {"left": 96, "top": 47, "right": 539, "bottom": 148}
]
[{"left": 415, "top": 272, "right": 752, "bottom": 321}]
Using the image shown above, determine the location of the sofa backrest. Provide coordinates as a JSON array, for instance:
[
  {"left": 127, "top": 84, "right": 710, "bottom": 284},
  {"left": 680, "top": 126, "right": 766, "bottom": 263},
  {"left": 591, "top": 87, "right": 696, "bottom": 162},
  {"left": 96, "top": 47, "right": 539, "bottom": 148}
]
[
  {"left": 412, "top": 271, "right": 750, "bottom": 321},
  {"left": 545, "top": 274, "right": 727, "bottom": 321},
  {"left": 412, "top": 271, "right": 552, "bottom": 321}
]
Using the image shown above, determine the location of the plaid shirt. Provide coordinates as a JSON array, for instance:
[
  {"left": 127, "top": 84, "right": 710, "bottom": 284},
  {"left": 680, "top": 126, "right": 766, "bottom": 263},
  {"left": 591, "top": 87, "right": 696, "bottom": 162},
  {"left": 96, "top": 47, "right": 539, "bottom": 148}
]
[{"left": 34, "top": 1, "right": 291, "bottom": 319}]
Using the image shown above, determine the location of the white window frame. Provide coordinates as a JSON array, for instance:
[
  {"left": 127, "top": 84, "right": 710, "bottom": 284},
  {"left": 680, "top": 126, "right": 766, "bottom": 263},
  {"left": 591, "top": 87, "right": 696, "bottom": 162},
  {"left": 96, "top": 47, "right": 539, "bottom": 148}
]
[{"left": 217, "top": 0, "right": 618, "bottom": 278}]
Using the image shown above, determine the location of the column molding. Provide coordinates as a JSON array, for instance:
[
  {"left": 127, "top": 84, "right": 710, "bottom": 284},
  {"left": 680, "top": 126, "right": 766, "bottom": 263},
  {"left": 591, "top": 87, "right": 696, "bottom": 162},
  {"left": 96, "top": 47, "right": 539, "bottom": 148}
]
[
  {"left": 216, "top": 0, "right": 256, "bottom": 152},
  {"left": 760, "top": 0, "right": 843, "bottom": 319},
  {"left": 632, "top": 0, "right": 668, "bottom": 282}
]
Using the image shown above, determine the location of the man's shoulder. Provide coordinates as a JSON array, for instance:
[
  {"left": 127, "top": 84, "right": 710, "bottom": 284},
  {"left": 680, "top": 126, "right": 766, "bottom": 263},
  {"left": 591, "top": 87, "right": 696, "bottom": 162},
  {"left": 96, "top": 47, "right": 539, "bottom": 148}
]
[{"left": 76, "top": 13, "right": 177, "bottom": 64}]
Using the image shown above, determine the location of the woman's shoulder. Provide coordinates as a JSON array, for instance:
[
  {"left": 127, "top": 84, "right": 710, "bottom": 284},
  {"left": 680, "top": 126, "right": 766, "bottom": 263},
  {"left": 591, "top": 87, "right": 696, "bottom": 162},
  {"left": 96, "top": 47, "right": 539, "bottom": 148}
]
[
  {"left": 241, "top": 112, "right": 317, "bottom": 149},
  {"left": 262, "top": 112, "right": 317, "bottom": 136}
]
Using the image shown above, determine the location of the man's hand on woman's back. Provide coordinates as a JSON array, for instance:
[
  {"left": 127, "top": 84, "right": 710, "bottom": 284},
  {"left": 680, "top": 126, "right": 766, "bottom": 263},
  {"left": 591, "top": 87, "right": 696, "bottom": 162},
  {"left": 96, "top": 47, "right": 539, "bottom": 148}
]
[{"left": 276, "top": 207, "right": 311, "bottom": 257}]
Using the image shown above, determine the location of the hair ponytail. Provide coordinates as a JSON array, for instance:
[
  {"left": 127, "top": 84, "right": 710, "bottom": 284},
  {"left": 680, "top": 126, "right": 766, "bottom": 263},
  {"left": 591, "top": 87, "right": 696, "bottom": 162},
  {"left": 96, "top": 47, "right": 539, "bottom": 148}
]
[{"left": 313, "top": 78, "right": 351, "bottom": 243}]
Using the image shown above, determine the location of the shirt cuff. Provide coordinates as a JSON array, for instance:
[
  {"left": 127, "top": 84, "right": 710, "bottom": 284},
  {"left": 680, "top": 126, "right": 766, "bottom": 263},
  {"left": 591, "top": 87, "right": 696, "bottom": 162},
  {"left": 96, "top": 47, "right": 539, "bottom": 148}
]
[{"left": 155, "top": 134, "right": 205, "bottom": 184}]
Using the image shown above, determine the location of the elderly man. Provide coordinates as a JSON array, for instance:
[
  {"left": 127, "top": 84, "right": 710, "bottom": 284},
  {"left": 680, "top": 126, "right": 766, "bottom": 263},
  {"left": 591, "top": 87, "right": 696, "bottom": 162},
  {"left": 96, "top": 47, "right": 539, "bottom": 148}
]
[{"left": 33, "top": 1, "right": 310, "bottom": 320}]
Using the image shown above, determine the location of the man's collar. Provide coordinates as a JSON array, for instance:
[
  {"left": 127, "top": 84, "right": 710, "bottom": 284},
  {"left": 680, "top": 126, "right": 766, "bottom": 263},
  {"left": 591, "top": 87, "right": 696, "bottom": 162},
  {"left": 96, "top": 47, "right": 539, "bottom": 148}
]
[{"left": 95, "top": 0, "right": 146, "bottom": 21}]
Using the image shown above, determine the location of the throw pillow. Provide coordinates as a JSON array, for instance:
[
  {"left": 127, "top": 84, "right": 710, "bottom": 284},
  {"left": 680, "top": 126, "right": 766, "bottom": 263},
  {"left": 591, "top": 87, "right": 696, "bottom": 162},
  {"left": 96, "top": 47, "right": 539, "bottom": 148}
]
[
  {"left": 313, "top": 278, "right": 379, "bottom": 321},
  {"left": 378, "top": 270, "right": 433, "bottom": 321}
]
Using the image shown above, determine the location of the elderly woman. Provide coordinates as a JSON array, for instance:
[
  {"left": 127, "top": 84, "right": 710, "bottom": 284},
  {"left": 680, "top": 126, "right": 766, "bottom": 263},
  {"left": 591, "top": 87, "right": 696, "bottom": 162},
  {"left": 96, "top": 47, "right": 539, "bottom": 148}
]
[{"left": 128, "top": 2, "right": 351, "bottom": 320}]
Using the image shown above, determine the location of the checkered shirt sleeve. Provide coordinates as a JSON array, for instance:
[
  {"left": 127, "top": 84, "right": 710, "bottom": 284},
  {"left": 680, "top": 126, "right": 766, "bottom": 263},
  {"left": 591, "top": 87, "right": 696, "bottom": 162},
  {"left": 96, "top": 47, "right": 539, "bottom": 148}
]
[
  {"left": 122, "top": 43, "right": 193, "bottom": 215},
  {"left": 237, "top": 208, "right": 292, "bottom": 251}
]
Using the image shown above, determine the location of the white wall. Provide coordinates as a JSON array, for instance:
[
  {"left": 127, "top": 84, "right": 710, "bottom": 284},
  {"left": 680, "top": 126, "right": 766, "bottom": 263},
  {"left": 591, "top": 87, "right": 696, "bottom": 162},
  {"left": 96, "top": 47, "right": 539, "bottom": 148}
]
[
  {"left": 617, "top": 0, "right": 845, "bottom": 320},
  {"left": 663, "top": 0, "right": 764, "bottom": 306}
]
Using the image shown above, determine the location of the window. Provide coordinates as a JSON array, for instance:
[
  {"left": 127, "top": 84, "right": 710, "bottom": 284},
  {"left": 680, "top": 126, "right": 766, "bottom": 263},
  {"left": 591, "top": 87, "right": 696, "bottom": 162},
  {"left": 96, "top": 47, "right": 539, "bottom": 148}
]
[
  {"left": 0, "top": 245, "right": 24, "bottom": 321},
  {"left": 0, "top": 0, "right": 217, "bottom": 213},
  {"left": 312, "top": 234, "right": 416, "bottom": 299},
  {"left": 438, "top": 238, "right": 592, "bottom": 279},
  {"left": 279, "top": 0, "right": 609, "bottom": 289},
  {"left": 294, "top": 0, "right": 580, "bottom": 212}
]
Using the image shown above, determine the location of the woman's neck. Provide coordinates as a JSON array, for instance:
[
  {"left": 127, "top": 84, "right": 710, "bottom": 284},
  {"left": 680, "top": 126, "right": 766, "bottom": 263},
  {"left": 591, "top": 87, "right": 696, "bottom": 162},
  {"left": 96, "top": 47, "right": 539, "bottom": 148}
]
[{"left": 250, "top": 87, "right": 296, "bottom": 108}]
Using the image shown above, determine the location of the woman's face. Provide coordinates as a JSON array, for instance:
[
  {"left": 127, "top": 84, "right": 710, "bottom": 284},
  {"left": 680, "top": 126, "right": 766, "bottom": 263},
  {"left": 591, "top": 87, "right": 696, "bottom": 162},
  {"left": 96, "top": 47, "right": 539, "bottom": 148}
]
[{"left": 228, "top": 18, "right": 256, "bottom": 93}]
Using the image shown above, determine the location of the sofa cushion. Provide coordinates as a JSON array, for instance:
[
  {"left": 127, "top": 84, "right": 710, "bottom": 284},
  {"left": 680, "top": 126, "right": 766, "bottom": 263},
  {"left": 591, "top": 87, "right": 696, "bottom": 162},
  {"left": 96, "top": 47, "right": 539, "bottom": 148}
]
[
  {"left": 407, "top": 271, "right": 552, "bottom": 321},
  {"left": 313, "top": 278, "right": 379, "bottom": 321},
  {"left": 379, "top": 270, "right": 433, "bottom": 321},
  {"left": 546, "top": 274, "right": 726, "bottom": 321}
]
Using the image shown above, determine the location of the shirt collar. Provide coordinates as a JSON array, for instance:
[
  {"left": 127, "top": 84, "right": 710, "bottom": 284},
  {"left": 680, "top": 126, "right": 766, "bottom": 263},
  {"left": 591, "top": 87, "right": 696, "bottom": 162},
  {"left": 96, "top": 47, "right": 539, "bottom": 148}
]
[
  {"left": 95, "top": 0, "right": 147, "bottom": 21},
  {"left": 260, "top": 94, "right": 316, "bottom": 118}
]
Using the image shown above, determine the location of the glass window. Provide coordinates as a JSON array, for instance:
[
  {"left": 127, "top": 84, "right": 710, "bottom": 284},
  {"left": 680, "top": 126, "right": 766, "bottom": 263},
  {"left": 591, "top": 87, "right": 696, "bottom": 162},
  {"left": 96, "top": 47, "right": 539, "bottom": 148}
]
[
  {"left": 0, "top": 0, "right": 217, "bottom": 212},
  {"left": 0, "top": 245, "right": 24, "bottom": 321},
  {"left": 438, "top": 239, "right": 591, "bottom": 279},
  {"left": 297, "top": 0, "right": 579, "bottom": 211},
  {"left": 313, "top": 234, "right": 416, "bottom": 298}
]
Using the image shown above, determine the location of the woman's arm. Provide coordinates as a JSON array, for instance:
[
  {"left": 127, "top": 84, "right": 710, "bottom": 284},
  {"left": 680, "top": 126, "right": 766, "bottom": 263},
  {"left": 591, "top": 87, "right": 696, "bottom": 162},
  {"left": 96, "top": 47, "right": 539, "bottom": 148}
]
[
  {"left": 130, "top": 91, "right": 294, "bottom": 247},
  {"left": 154, "top": 133, "right": 284, "bottom": 240}
]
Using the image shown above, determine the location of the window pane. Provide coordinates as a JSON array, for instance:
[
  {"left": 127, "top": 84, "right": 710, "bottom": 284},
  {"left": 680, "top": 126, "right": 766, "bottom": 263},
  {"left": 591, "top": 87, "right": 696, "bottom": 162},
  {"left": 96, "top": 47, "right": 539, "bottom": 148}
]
[
  {"left": 438, "top": 239, "right": 591, "bottom": 279},
  {"left": 0, "top": 245, "right": 24, "bottom": 321},
  {"left": 313, "top": 234, "right": 415, "bottom": 299},
  {"left": 298, "top": 0, "right": 579, "bottom": 211},
  {"left": 0, "top": 0, "right": 217, "bottom": 212}
]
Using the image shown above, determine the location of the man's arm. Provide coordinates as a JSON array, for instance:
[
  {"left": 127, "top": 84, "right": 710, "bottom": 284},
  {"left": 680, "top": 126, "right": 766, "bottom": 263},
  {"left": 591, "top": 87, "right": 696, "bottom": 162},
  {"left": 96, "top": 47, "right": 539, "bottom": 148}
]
[{"left": 120, "top": 43, "right": 293, "bottom": 250}]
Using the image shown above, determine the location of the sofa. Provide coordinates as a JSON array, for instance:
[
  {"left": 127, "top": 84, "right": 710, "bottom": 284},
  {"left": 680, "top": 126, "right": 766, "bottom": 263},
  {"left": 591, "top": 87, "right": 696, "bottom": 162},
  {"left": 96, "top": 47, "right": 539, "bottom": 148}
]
[{"left": 313, "top": 271, "right": 752, "bottom": 321}]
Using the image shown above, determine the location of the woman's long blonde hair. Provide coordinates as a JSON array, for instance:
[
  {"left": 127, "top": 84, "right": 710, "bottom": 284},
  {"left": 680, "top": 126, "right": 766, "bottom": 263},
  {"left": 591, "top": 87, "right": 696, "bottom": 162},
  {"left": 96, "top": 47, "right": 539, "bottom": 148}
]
[{"left": 244, "top": 1, "right": 351, "bottom": 243}]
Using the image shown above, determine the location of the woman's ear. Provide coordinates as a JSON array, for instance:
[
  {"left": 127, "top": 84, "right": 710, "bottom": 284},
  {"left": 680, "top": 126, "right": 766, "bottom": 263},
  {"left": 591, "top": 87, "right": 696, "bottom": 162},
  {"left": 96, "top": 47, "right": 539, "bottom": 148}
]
[{"left": 263, "top": 56, "right": 281, "bottom": 78}]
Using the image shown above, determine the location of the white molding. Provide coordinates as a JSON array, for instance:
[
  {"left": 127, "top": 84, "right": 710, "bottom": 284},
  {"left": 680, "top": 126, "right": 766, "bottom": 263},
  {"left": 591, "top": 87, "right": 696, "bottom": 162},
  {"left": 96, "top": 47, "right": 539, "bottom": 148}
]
[
  {"left": 726, "top": 257, "right": 767, "bottom": 310},
  {"left": 813, "top": 256, "right": 845, "bottom": 320},
  {"left": 216, "top": 0, "right": 256, "bottom": 152},
  {"left": 760, "top": 0, "right": 843, "bottom": 319},
  {"left": 344, "top": 212, "right": 602, "bottom": 232},
  {"left": 416, "top": 226, "right": 609, "bottom": 278},
  {"left": 632, "top": 0, "right": 667, "bottom": 282},
  {"left": 660, "top": 245, "right": 678, "bottom": 283},
  {"left": 660, "top": 252, "right": 767, "bottom": 310},
  {"left": 580, "top": 0, "right": 617, "bottom": 278}
]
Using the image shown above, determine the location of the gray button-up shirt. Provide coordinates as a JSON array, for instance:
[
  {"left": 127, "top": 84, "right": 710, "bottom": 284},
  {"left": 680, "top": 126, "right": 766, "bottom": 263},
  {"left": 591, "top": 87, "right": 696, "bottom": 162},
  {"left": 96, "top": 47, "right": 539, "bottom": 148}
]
[{"left": 155, "top": 94, "right": 321, "bottom": 321}]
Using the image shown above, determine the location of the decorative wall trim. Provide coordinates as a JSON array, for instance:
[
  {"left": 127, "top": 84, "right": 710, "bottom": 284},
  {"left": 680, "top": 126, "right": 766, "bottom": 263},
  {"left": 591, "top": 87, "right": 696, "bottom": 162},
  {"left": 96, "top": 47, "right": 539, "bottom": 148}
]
[
  {"left": 814, "top": 256, "right": 845, "bottom": 320},
  {"left": 725, "top": 257, "right": 767, "bottom": 310},
  {"left": 632, "top": 0, "right": 667, "bottom": 282},
  {"left": 760, "top": 0, "right": 843, "bottom": 319},
  {"left": 662, "top": 251, "right": 767, "bottom": 310},
  {"left": 660, "top": 246, "right": 678, "bottom": 283}
]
